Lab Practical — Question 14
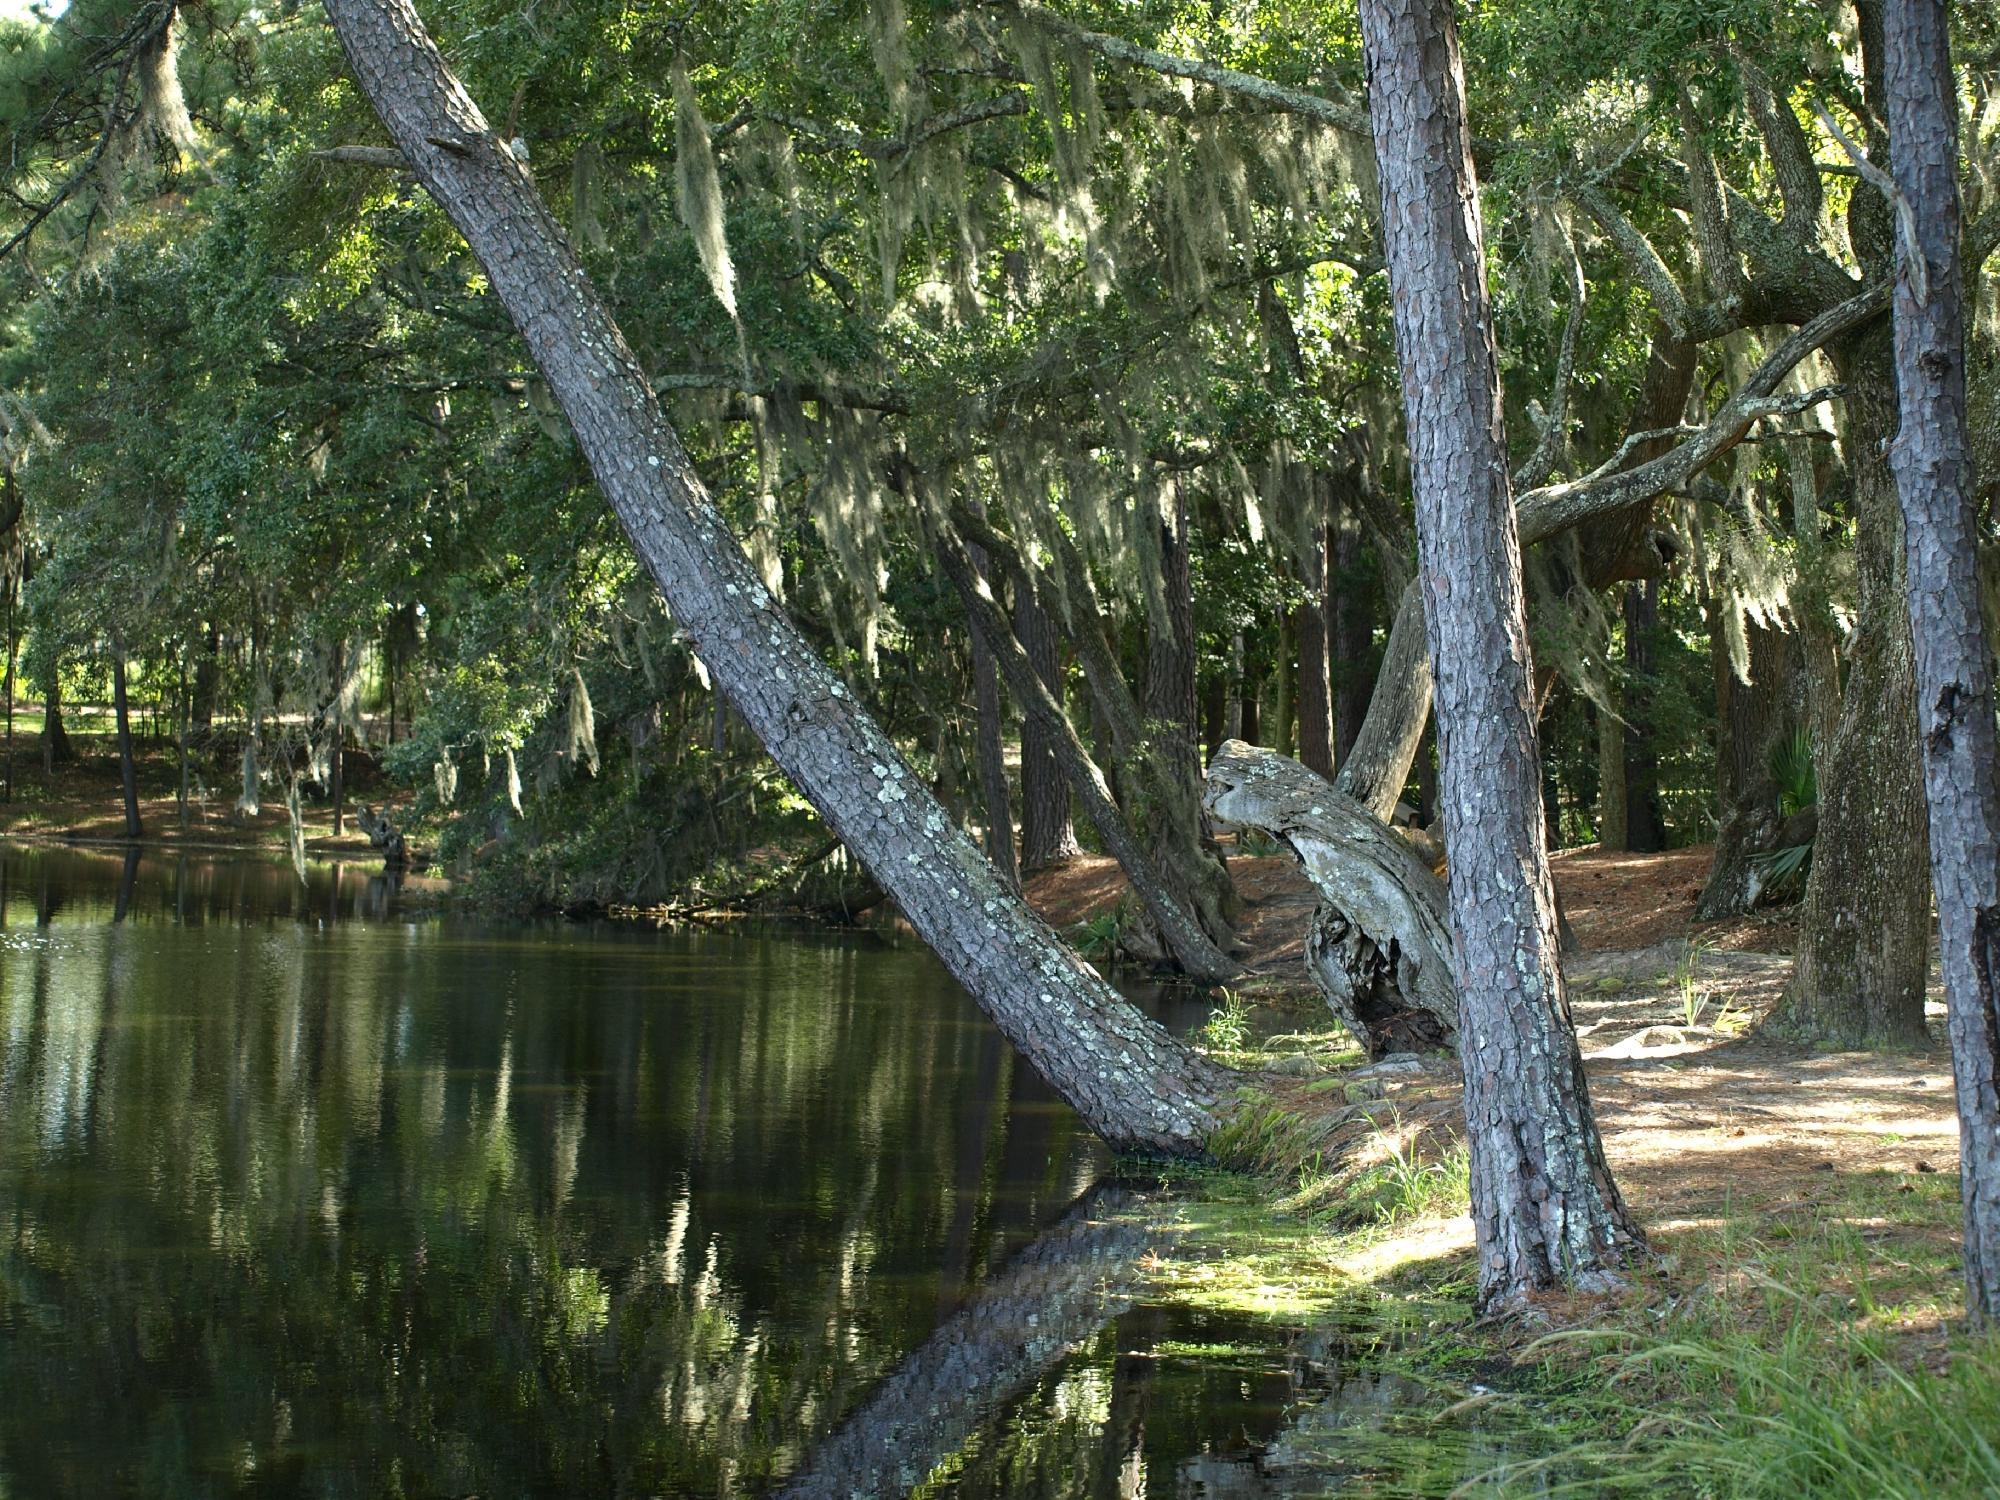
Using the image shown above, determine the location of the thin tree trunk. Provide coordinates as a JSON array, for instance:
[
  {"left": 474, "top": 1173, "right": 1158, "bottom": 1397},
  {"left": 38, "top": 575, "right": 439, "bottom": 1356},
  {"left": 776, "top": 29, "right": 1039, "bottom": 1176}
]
[
  {"left": 177, "top": 652, "right": 189, "bottom": 827},
  {"left": 1595, "top": 696, "right": 1628, "bottom": 852},
  {"left": 43, "top": 668, "right": 74, "bottom": 773},
  {"left": 1334, "top": 581, "right": 1433, "bottom": 819},
  {"left": 113, "top": 655, "right": 142, "bottom": 840},
  {"left": 1225, "top": 631, "right": 1246, "bottom": 742},
  {"left": 1883, "top": 0, "right": 2000, "bottom": 1324},
  {"left": 1621, "top": 580, "right": 1667, "bottom": 853},
  {"left": 933, "top": 522, "right": 1241, "bottom": 980},
  {"left": 192, "top": 622, "right": 220, "bottom": 731},
  {"left": 1360, "top": 0, "right": 1642, "bottom": 1312},
  {"left": 1331, "top": 488, "right": 1375, "bottom": 764},
  {"left": 1697, "top": 619, "right": 1788, "bottom": 917},
  {"left": 966, "top": 539, "right": 1017, "bottom": 889},
  {"left": 4, "top": 589, "right": 13, "bottom": 804},
  {"left": 1015, "top": 588, "right": 1081, "bottom": 870},
  {"left": 330, "top": 640, "right": 347, "bottom": 837},
  {"left": 322, "top": 0, "right": 1229, "bottom": 1151},
  {"left": 1296, "top": 506, "right": 1335, "bottom": 780}
]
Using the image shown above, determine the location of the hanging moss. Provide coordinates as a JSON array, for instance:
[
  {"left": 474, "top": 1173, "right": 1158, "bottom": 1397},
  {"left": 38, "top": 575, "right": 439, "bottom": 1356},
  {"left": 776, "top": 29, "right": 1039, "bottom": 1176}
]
[{"left": 673, "top": 62, "right": 738, "bottom": 321}]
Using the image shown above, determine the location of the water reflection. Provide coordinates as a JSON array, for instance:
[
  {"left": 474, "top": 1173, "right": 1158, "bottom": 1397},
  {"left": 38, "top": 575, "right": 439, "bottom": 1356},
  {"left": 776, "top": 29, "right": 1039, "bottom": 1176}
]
[{"left": 0, "top": 842, "right": 1318, "bottom": 1497}]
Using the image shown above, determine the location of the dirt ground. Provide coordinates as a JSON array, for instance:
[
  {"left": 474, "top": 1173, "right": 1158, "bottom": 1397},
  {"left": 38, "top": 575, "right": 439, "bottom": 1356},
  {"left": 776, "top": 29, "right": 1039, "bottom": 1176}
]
[
  {"left": 1027, "top": 841, "right": 1962, "bottom": 1326},
  {"left": 0, "top": 718, "right": 400, "bottom": 858}
]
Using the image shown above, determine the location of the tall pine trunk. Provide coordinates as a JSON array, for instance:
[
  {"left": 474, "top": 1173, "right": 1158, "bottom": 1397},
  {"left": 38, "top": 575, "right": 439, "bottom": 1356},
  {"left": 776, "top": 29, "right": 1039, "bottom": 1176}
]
[
  {"left": 322, "top": 0, "right": 1228, "bottom": 1151},
  {"left": 1883, "top": 0, "right": 2000, "bottom": 1325},
  {"left": 1359, "top": 0, "right": 1641, "bottom": 1312}
]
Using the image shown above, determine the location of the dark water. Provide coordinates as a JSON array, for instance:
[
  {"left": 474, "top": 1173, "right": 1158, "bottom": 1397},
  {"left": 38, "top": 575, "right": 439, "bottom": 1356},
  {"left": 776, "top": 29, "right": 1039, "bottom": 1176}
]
[{"left": 0, "top": 843, "right": 1332, "bottom": 1499}]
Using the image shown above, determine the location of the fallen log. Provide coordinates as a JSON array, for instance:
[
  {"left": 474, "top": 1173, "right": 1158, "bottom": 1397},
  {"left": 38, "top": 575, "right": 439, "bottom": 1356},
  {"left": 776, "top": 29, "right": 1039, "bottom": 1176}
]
[{"left": 1204, "top": 740, "right": 1458, "bottom": 1055}]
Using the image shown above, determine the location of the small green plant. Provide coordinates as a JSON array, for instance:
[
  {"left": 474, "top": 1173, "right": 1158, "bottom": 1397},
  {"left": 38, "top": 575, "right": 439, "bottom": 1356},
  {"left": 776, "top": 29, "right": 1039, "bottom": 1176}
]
[
  {"left": 1676, "top": 939, "right": 1717, "bottom": 1028},
  {"left": 1752, "top": 838, "right": 1813, "bottom": 900},
  {"left": 1330, "top": 1115, "right": 1472, "bottom": 1227},
  {"left": 1201, "top": 988, "right": 1252, "bottom": 1050},
  {"left": 1071, "top": 911, "right": 1123, "bottom": 962},
  {"left": 1772, "top": 727, "right": 1817, "bottom": 817},
  {"left": 1236, "top": 826, "right": 1283, "bottom": 856}
]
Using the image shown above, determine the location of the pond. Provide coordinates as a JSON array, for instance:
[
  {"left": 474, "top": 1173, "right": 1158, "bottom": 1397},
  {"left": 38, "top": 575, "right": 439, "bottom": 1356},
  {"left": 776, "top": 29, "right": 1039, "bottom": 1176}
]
[{"left": 0, "top": 842, "right": 1368, "bottom": 1499}]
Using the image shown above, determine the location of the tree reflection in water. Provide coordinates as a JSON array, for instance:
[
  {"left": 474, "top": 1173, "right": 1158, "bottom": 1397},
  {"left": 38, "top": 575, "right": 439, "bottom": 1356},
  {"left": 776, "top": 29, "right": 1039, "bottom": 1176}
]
[{"left": 0, "top": 843, "right": 1323, "bottom": 1498}]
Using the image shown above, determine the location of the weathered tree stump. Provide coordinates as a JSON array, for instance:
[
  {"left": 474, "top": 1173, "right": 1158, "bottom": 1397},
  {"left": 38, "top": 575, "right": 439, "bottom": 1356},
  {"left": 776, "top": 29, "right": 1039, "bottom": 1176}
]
[
  {"left": 1205, "top": 739, "right": 1458, "bottom": 1055},
  {"left": 354, "top": 804, "right": 409, "bottom": 872}
]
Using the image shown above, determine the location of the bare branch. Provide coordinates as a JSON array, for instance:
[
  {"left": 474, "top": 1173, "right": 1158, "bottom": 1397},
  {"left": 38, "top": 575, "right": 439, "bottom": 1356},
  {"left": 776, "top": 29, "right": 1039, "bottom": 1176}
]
[
  {"left": 1574, "top": 182, "right": 1691, "bottom": 338},
  {"left": 1739, "top": 59, "right": 1823, "bottom": 239},
  {"left": 1511, "top": 231, "right": 1586, "bottom": 492},
  {"left": 1001, "top": 0, "right": 1372, "bottom": 140},
  {"left": 1810, "top": 97, "right": 1928, "bottom": 303},
  {"left": 1516, "top": 279, "right": 1887, "bottom": 545},
  {"left": 311, "top": 144, "right": 407, "bottom": 168}
]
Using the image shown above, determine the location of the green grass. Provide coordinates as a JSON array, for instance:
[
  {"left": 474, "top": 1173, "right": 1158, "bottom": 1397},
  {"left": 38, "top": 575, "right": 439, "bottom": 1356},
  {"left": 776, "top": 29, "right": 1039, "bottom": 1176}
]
[{"left": 1144, "top": 1147, "right": 1995, "bottom": 1498}]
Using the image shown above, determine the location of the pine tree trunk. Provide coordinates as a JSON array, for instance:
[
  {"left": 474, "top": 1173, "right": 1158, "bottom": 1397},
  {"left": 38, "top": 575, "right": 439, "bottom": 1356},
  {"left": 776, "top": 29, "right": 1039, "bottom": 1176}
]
[
  {"left": 113, "top": 655, "right": 142, "bottom": 841},
  {"left": 323, "top": 0, "right": 1229, "bottom": 1152},
  {"left": 1015, "top": 588, "right": 1080, "bottom": 870},
  {"left": 1882, "top": 0, "right": 2000, "bottom": 1325},
  {"left": 1792, "top": 337, "right": 1932, "bottom": 1047},
  {"left": 1359, "top": 0, "right": 1642, "bottom": 1312}
]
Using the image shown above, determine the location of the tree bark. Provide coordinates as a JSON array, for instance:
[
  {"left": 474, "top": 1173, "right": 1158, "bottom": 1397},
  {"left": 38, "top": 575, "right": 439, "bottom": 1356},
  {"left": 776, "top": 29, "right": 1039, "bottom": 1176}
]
[
  {"left": 1697, "top": 619, "right": 1789, "bottom": 918},
  {"left": 932, "top": 520, "right": 1241, "bottom": 980},
  {"left": 1595, "top": 696, "right": 1628, "bottom": 851},
  {"left": 966, "top": 540, "right": 1018, "bottom": 890},
  {"left": 1359, "top": 0, "right": 1642, "bottom": 1312},
  {"left": 42, "top": 667, "right": 74, "bottom": 773},
  {"left": 330, "top": 639, "right": 347, "bottom": 838},
  {"left": 1883, "top": 0, "right": 2000, "bottom": 1325},
  {"left": 1621, "top": 580, "right": 1667, "bottom": 853},
  {"left": 113, "top": 654, "right": 141, "bottom": 840},
  {"left": 323, "top": 0, "right": 1229, "bottom": 1152},
  {"left": 1295, "top": 506, "right": 1335, "bottom": 780},
  {"left": 1025, "top": 516, "right": 1240, "bottom": 951},
  {"left": 4, "top": 588, "right": 13, "bottom": 804},
  {"left": 1333, "top": 580, "right": 1432, "bottom": 819},
  {"left": 191, "top": 622, "right": 220, "bottom": 732},
  {"left": 1791, "top": 335, "right": 1932, "bottom": 1046},
  {"left": 1331, "top": 487, "right": 1375, "bottom": 764},
  {"left": 1207, "top": 741, "right": 1458, "bottom": 1054},
  {"left": 1015, "top": 588, "right": 1081, "bottom": 870}
]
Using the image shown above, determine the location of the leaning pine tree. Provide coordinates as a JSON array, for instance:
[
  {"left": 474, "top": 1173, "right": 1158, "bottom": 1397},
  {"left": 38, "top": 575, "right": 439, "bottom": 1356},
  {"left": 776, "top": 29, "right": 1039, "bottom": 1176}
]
[
  {"left": 1357, "top": 0, "right": 1644, "bottom": 1311},
  {"left": 318, "top": 0, "right": 1227, "bottom": 1154},
  {"left": 1881, "top": 0, "right": 2000, "bottom": 1325}
]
